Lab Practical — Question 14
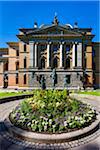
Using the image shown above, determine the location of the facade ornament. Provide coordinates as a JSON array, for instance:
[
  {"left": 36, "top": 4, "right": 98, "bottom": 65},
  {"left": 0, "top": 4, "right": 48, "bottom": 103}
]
[
  {"left": 50, "top": 68, "right": 57, "bottom": 89},
  {"left": 52, "top": 13, "right": 59, "bottom": 25},
  {"left": 64, "top": 75, "right": 67, "bottom": 88},
  {"left": 40, "top": 75, "right": 46, "bottom": 90}
]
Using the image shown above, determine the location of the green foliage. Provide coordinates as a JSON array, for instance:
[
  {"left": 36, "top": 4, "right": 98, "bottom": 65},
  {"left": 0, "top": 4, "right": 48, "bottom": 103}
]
[
  {"left": 10, "top": 90, "right": 96, "bottom": 133},
  {"left": 20, "top": 100, "right": 32, "bottom": 115}
]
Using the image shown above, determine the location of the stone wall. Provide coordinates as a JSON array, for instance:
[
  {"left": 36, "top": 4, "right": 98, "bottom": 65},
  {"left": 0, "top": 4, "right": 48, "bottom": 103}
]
[{"left": 28, "top": 70, "right": 83, "bottom": 89}]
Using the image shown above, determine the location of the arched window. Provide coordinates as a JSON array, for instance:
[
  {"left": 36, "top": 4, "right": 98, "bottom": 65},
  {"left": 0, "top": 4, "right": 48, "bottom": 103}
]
[
  {"left": 53, "top": 44, "right": 59, "bottom": 52},
  {"left": 41, "top": 57, "right": 45, "bottom": 69},
  {"left": 66, "top": 58, "right": 70, "bottom": 69},
  {"left": 53, "top": 57, "right": 58, "bottom": 68}
]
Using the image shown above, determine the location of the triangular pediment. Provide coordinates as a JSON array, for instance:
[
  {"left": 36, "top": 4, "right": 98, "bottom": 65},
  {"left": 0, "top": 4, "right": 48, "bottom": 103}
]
[{"left": 26, "top": 25, "right": 82, "bottom": 36}]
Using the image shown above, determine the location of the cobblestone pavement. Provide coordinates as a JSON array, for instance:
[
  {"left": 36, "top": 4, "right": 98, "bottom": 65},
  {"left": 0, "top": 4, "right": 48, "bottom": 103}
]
[{"left": 0, "top": 95, "right": 100, "bottom": 150}]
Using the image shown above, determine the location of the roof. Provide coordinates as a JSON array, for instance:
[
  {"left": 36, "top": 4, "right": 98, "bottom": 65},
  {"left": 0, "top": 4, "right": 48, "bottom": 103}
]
[
  {"left": 0, "top": 48, "right": 8, "bottom": 51},
  {"left": 6, "top": 42, "right": 19, "bottom": 51},
  {"left": 18, "top": 17, "right": 94, "bottom": 42},
  {"left": 6, "top": 42, "right": 19, "bottom": 47}
]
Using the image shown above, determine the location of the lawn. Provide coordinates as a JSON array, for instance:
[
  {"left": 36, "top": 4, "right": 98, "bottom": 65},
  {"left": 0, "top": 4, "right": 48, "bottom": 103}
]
[
  {"left": 0, "top": 91, "right": 33, "bottom": 99},
  {"left": 78, "top": 90, "right": 100, "bottom": 96}
]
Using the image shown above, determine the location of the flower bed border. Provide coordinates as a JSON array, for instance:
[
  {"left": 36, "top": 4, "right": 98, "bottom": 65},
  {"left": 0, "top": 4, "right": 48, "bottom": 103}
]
[
  {"left": 4, "top": 115, "right": 100, "bottom": 144},
  {"left": 0, "top": 94, "right": 33, "bottom": 104}
]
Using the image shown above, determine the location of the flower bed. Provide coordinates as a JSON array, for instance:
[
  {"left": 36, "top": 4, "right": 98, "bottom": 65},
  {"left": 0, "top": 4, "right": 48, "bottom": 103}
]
[{"left": 9, "top": 90, "right": 97, "bottom": 134}]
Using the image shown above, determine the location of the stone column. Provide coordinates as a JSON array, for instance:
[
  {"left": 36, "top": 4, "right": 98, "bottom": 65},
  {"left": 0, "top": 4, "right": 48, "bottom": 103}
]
[
  {"left": 29, "top": 41, "right": 35, "bottom": 67},
  {"left": 34, "top": 43, "right": 38, "bottom": 68},
  {"left": 47, "top": 42, "right": 51, "bottom": 68},
  {"left": 77, "top": 43, "right": 82, "bottom": 67},
  {"left": 59, "top": 42, "right": 64, "bottom": 68},
  {"left": 72, "top": 44, "right": 75, "bottom": 68}
]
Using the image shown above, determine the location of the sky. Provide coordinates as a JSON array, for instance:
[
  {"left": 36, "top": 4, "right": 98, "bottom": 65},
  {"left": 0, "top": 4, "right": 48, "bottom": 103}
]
[{"left": 0, "top": 1, "right": 99, "bottom": 47}]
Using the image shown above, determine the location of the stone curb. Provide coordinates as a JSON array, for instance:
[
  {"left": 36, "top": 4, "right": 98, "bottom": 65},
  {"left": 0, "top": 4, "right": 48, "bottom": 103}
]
[
  {"left": 4, "top": 115, "right": 100, "bottom": 144},
  {"left": 0, "top": 94, "right": 33, "bottom": 104}
]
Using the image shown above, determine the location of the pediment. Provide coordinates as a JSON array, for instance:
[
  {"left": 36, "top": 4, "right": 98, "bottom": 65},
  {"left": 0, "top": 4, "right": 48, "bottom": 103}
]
[{"left": 26, "top": 25, "right": 82, "bottom": 36}]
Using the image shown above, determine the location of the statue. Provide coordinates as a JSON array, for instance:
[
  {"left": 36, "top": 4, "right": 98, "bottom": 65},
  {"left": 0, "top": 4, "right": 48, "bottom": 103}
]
[
  {"left": 40, "top": 75, "right": 46, "bottom": 90},
  {"left": 50, "top": 68, "right": 57, "bottom": 89},
  {"left": 64, "top": 75, "right": 70, "bottom": 96},
  {"left": 64, "top": 75, "right": 68, "bottom": 88}
]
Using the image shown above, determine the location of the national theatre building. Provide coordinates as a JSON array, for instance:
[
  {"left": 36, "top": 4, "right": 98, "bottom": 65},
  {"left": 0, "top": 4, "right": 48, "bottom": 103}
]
[{"left": 0, "top": 16, "right": 100, "bottom": 89}]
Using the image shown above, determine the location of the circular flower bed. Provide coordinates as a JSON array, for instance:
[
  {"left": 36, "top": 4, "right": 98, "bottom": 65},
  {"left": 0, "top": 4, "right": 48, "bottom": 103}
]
[{"left": 9, "top": 90, "right": 97, "bottom": 133}]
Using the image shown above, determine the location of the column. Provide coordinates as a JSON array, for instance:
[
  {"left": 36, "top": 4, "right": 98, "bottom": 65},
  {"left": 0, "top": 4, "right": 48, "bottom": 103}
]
[
  {"left": 35, "top": 43, "right": 38, "bottom": 68},
  {"left": 59, "top": 42, "right": 64, "bottom": 68},
  {"left": 77, "top": 43, "right": 82, "bottom": 67},
  {"left": 47, "top": 42, "right": 50, "bottom": 68},
  {"left": 29, "top": 41, "right": 34, "bottom": 67},
  {"left": 72, "top": 44, "right": 75, "bottom": 67}
]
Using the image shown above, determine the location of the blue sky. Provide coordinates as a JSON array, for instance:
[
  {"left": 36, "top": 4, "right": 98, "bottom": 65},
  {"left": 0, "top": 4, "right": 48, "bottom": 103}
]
[{"left": 0, "top": 1, "right": 99, "bottom": 47}]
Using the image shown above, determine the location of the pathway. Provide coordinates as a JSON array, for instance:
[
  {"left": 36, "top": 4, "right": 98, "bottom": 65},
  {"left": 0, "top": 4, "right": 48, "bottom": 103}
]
[{"left": 0, "top": 95, "right": 100, "bottom": 150}]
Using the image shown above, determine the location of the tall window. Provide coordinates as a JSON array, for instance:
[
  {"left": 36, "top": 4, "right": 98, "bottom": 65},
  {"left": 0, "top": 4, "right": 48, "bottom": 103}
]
[
  {"left": 40, "top": 44, "right": 46, "bottom": 52},
  {"left": 4, "top": 61, "right": 8, "bottom": 71},
  {"left": 53, "top": 44, "right": 59, "bottom": 52},
  {"left": 66, "top": 45, "right": 70, "bottom": 52},
  {"left": 16, "top": 73, "right": 18, "bottom": 84},
  {"left": 24, "top": 74, "right": 26, "bottom": 84},
  {"left": 75, "top": 44, "right": 77, "bottom": 67},
  {"left": 24, "top": 57, "right": 27, "bottom": 68},
  {"left": 53, "top": 57, "right": 58, "bottom": 68},
  {"left": 16, "top": 61, "right": 19, "bottom": 70},
  {"left": 16, "top": 50, "right": 19, "bottom": 56},
  {"left": 24, "top": 44, "right": 26, "bottom": 52}
]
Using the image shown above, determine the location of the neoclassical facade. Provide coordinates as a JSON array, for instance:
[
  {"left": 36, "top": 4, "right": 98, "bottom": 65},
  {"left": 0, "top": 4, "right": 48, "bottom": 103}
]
[{"left": 0, "top": 16, "right": 99, "bottom": 89}]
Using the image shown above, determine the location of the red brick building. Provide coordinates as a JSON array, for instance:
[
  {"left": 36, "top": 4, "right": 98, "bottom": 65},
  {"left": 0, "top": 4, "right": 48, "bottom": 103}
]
[{"left": 0, "top": 17, "right": 100, "bottom": 89}]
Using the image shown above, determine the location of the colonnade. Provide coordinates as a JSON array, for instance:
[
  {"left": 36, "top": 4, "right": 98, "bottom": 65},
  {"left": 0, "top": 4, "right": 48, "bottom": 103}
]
[{"left": 29, "top": 41, "right": 82, "bottom": 69}]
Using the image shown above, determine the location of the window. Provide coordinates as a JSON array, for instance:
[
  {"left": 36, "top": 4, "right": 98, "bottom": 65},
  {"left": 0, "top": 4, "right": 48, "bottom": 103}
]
[
  {"left": 24, "top": 74, "right": 26, "bottom": 84},
  {"left": 53, "top": 44, "right": 59, "bottom": 52},
  {"left": 16, "top": 61, "right": 19, "bottom": 70},
  {"left": 66, "top": 75, "right": 70, "bottom": 84},
  {"left": 66, "top": 58, "right": 70, "bottom": 69},
  {"left": 24, "top": 44, "right": 26, "bottom": 52},
  {"left": 66, "top": 45, "right": 70, "bottom": 52},
  {"left": 53, "top": 57, "right": 58, "bottom": 68},
  {"left": 40, "top": 44, "right": 46, "bottom": 52},
  {"left": 75, "top": 44, "right": 77, "bottom": 67},
  {"left": 4, "top": 62, "right": 8, "bottom": 71},
  {"left": 16, "top": 50, "right": 19, "bottom": 56},
  {"left": 16, "top": 73, "right": 18, "bottom": 84},
  {"left": 24, "top": 57, "right": 27, "bottom": 68}
]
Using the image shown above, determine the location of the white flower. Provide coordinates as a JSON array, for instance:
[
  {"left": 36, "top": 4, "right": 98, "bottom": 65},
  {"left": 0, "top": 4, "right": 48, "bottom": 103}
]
[{"left": 64, "top": 121, "right": 67, "bottom": 126}]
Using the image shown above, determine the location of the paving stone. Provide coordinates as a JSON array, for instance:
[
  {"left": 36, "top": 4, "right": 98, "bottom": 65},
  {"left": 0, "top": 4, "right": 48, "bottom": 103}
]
[{"left": 0, "top": 97, "right": 100, "bottom": 150}]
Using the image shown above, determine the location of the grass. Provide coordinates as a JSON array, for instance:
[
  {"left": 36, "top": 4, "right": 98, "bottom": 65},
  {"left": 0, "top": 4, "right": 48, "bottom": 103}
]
[
  {"left": 0, "top": 91, "right": 33, "bottom": 99},
  {"left": 78, "top": 90, "right": 100, "bottom": 96}
]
